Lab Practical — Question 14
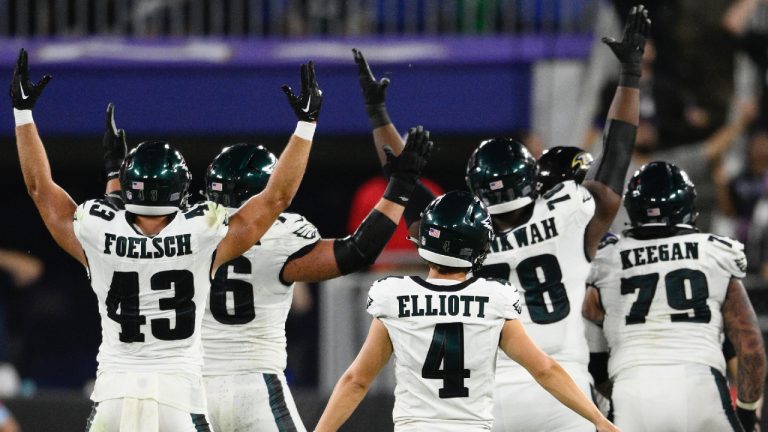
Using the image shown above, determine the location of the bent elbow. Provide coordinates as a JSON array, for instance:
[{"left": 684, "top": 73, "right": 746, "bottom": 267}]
[
  {"left": 530, "top": 356, "right": 558, "bottom": 382},
  {"left": 340, "top": 371, "right": 371, "bottom": 394}
]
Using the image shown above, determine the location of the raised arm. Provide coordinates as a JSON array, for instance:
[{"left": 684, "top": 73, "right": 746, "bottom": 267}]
[
  {"left": 315, "top": 318, "right": 393, "bottom": 432},
  {"left": 213, "top": 62, "right": 322, "bottom": 272},
  {"left": 102, "top": 103, "right": 127, "bottom": 195},
  {"left": 499, "top": 319, "right": 619, "bottom": 432},
  {"left": 282, "top": 126, "right": 433, "bottom": 283},
  {"left": 353, "top": 48, "right": 437, "bottom": 237},
  {"left": 582, "top": 5, "right": 650, "bottom": 259},
  {"left": 12, "top": 49, "right": 85, "bottom": 266},
  {"left": 722, "top": 277, "right": 766, "bottom": 432}
]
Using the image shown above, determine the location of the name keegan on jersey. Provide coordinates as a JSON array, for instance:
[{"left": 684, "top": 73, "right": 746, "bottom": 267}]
[
  {"left": 397, "top": 294, "right": 490, "bottom": 318},
  {"left": 102, "top": 233, "right": 192, "bottom": 258},
  {"left": 491, "top": 217, "right": 558, "bottom": 253},
  {"left": 620, "top": 241, "right": 698, "bottom": 270}
]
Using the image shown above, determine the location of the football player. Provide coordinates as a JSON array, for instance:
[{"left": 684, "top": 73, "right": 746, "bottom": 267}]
[
  {"left": 314, "top": 191, "right": 620, "bottom": 432},
  {"left": 12, "top": 49, "right": 321, "bottom": 431},
  {"left": 536, "top": 146, "right": 594, "bottom": 195},
  {"left": 583, "top": 161, "right": 766, "bottom": 432},
  {"left": 199, "top": 126, "right": 433, "bottom": 431},
  {"left": 462, "top": 6, "right": 650, "bottom": 432}
]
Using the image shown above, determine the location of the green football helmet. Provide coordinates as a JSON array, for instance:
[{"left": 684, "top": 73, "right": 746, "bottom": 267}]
[
  {"left": 205, "top": 143, "right": 277, "bottom": 209},
  {"left": 624, "top": 161, "right": 698, "bottom": 227},
  {"left": 120, "top": 140, "right": 191, "bottom": 215},
  {"left": 465, "top": 138, "right": 538, "bottom": 214},
  {"left": 418, "top": 191, "right": 494, "bottom": 269}
]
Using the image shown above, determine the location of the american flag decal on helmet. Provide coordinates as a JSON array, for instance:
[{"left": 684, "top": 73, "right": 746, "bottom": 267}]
[
  {"left": 489, "top": 180, "right": 504, "bottom": 190},
  {"left": 647, "top": 208, "right": 661, "bottom": 216},
  {"left": 211, "top": 182, "right": 223, "bottom": 192},
  {"left": 428, "top": 228, "right": 441, "bottom": 238},
  {"left": 131, "top": 181, "right": 144, "bottom": 190}
]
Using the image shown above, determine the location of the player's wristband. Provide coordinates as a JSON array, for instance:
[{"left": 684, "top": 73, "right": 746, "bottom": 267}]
[
  {"left": 13, "top": 108, "right": 33, "bottom": 127},
  {"left": 365, "top": 103, "right": 391, "bottom": 129},
  {"left": 293, "top": 121, "right": 316, "bottom": 141},
  {"left": 383, "top": 175, "right": 416, "bottom": 207},
  {"left": 737, "top": 397, "right": 762, "bottom": 410},
  {"left": 618, "top": 62, "right": 641, "bottom": 89}
]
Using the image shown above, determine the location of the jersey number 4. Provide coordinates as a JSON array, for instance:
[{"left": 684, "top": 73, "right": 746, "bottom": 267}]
[
  {"left": 422, "top": 322, "right": 470, "bottom": 398},
  {"left": 106, "top": 270, "right": 196, "bottom": 342},
  {"left": 480, "top": 254, "right": 570, "bottom": 324},
  {"left": 621, "top": 269, "right": 711, "bottom": 325}
]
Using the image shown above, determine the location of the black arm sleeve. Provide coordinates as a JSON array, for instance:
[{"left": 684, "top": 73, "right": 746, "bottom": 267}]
[
  {"left": 333, "top": 209, "right": 398, "bottom": 275},
  {"left": 585, "top": 119, "right": 637, "bottom": 195}
]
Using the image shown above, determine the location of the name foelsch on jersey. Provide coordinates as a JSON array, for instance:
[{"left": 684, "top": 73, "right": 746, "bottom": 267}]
[
  {"left": 102, "top": 233, "right": 193, "bottom": 258},
  {"left": 491, "top": 217, "right": 559, "bottom": 253},
  {"left": 620, "top": 241, "right": 699, "bottom": 270}
]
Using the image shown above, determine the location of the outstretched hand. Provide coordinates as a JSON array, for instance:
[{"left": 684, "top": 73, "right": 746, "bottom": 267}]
[
  {"left": 10, "top": 48, "right": 51, "bottom": 111},
  {"left": 384, "top": 125, "right": 434, "bottom": 182},
  {"left": 602, "top": 5, "right": 651, "bottom": 66},
  {"left": 353, "top": 48, "right": 390, "bottom": 106},
  {"left": 103, "top": 103, "right": 128, "bottom": 179},
  {"left": 282, "top": 61, "right": 323, "bottom": 122}
]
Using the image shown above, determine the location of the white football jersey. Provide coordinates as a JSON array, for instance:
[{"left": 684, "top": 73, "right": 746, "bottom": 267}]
[
  {"left": 73, "top": 199, "right": 228, "bottom": 376},
  {"left": 481, "top": 180, "right": 595, "bottom": 382},
  {"left": 588, "top": 229, "right": 747, "bottom": 378},
  {"left": 367, "top": 275, "right": 521, "bottom": 430},
  {"left": 202, "top": 212, "right": 319, "bottom": 375}
]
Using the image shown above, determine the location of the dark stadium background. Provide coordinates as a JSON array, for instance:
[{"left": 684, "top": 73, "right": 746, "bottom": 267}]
[{"left": 0, "top": 0, "right": 767, "bottom": 430}]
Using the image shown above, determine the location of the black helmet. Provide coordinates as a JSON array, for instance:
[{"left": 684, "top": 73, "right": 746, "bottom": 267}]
[
  {"left": 418, "top": 191, "right": 494, "bottom": 270},
  {"left": 120, "top": 140, "right": 191, "bottom": 215},
  {"left": 465, "top": 138, "right": 538, "bottom": 214},
  {"left": 624, "top": 161, "right": 698, "bottom": 227},
  {"left": 537, "top": 146, "right": 594, "bottom": 194},
  {"left": 205, "top": 143, "right": 277, "bottom": 208}
]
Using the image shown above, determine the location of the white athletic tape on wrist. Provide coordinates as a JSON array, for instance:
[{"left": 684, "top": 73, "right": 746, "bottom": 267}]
[
  {"left": 294, "top": 121, "right": 316, "bottom": 141},
  {"left": 737, "top": 397, "right": 762, "bottom": 411},
  {"left": 13, "top": 109, "right": 33, "bottom": 127}
]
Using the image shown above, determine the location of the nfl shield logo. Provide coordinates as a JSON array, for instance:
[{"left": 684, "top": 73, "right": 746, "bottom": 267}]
[
  {"left": 647, "top": 208, "right": 661, "bottom": 216},
  {"left": 132, "top": 181, "right": 145, "bottom": 190},
  {"left": 428, "top": 228, "right": 441, "bottom": 238},
  {"left": 212, "top": 182, "right": 223, "bottom": 192},
  {"left": 489, "top": 180, "right": 504, "bottom": 190}
]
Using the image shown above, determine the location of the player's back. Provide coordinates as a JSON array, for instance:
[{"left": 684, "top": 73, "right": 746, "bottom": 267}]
[
  {"left": 481, "top": 180, "right": 594, "bottom": 377},
  {"left": 201, "top": 212, "right": 319, "bottom": 375},
  {"left": 366, "top": 275, "right": 521, "bottom": 431},
  {"left": 590, "top": 228, "right": 746, "bottom": 378},
  {"left": 73, "top": 199, "right": 228, "bottom": 412}
]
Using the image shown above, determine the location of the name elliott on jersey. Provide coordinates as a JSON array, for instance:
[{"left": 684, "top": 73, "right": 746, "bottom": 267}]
[{"left": 397, "top": 294, "right": 491, "bottom": 318}]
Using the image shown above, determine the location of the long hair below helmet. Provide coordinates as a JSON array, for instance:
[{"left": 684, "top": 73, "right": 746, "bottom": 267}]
[
  {"left": 418, "top": 191, "right": 494, "bottom": 270},
  {"left": 465, "top": 138, "right": 538, "bottom": 215},
  {"left": 120, "top": 140, "right": 191, "bottom": 216}
]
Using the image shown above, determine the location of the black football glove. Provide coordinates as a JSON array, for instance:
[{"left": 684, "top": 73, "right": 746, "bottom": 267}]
[
  {"left": 382, "top": 126, "right": 434, "bottom": 206},
  {"left": 353, "top": 48, "right": 392, "bottom": 128},
  {"left": 10, "top": 48, "right": 52, "bottom": 111},
  {"left": 103, "top": 103, "right": 128, "bottom": 180},
  {"left": 282, "top": 61, "right": 323, "bottom": 122},
  {"left": 737, "top": 407, "right": 757, "bottom": 432},
  {"left": 602, "top": 4, "right": 650, "bottom": 88}
]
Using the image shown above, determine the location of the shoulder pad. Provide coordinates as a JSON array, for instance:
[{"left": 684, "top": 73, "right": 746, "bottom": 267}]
[
  {"left": 707, "top": 234, "right": 747, "bottom": 274},
  {"left": 374, "top": 275, "right": 406, "bottom": 285},
  {"left": 479, "top": 276, "right": 512, "bottom": 287},
  {"left": 541, "top": 182, "right": 566, "bottom": 200},
  {"left": 598, "top": 232, "right": 619, "bottom": 250},
  {"left": 279, "top": 213, "right": 319, "bottom": 241}
]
